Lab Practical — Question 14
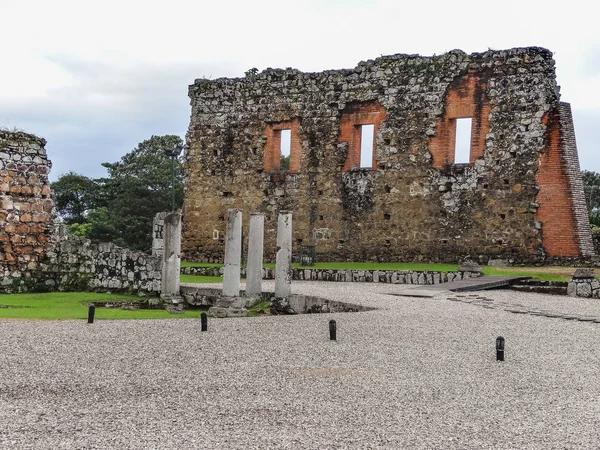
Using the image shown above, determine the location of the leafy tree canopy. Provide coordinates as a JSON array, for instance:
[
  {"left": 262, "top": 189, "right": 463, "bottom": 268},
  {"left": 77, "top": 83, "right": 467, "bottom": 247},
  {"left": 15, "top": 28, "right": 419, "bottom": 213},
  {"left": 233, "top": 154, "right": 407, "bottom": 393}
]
[
  {"left": 52, "top": 135, "right": 184, "bottom": 252},
  {"left": 50, "top": 172, "right": 101, "bottom": 224},
  {"left": 581, "top": 170, "right": 600, "bottom": 227}
]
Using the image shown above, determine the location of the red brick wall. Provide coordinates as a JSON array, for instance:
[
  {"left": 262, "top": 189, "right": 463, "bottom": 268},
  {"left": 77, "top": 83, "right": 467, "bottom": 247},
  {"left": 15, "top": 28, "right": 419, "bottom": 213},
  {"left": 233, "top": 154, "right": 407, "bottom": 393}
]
[
  {"left": 339, "top": 101, "right": 386, "bottom": 171},
  {"left": 263, "top": 119, "right": 301, "bottom": 173},
  {"left": 0, "top": 131, "right": 54, "bottom": 277},
  {"left": 429, "top": 74, "right": 490, "bottom": 168},
  {"left": 535, "top": 111, "right": 580, "bottom": 256}
]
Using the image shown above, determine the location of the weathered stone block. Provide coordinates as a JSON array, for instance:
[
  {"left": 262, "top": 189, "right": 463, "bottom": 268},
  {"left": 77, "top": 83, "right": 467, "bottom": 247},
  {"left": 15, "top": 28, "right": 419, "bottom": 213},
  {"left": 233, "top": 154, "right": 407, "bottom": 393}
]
[
  {"left": 572, "top": 268, "right": 595, "bottom": 279},
  {"left": 576, "top": 282, "right": 592, "bottom": 298}
]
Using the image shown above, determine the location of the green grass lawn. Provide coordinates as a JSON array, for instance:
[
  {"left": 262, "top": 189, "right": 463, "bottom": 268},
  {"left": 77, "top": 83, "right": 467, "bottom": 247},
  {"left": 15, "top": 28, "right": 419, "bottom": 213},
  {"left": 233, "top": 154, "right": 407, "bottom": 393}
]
[
  {"left": 181, "top": 262, "right": 222, "bottom": 268},
  {"left": 181, "top": 261, "right": 458, "bottom": 271},
  {"left": 0, "top": 261, "right": 576, "bottom": 320},
  {"left": 180, "top": 274, "right": 223, "bottom": 284},
  {"left": 0, "top": 292, "right": 204, "bottom": 320},
  {"left": 482, "top": 267, "right": 569, "bottom": 282}
]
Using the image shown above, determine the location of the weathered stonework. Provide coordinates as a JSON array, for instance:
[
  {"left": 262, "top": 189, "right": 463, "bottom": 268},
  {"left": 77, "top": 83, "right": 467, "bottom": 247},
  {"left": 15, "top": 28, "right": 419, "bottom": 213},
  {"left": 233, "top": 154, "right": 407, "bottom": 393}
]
[
  {"left": 180, "top": 265, "right": 479, "bottom": 285},
  {"left": 186, "top": 48, "right": 593, "bottom": 263},
  {"left": 0, "top": 131, "right": 162, "bottom": 295},
  {"left": 41, "top": 228, "right": 162, "bottom": 294},
  {"left": 0, "top": 131, "right": 54, "bottom": 281},
  {"left": 152, "top": 211, "right": 168, "bottom": 257},
  {"left": 567, "top": 268, "right": 600, "bottom": 298}
]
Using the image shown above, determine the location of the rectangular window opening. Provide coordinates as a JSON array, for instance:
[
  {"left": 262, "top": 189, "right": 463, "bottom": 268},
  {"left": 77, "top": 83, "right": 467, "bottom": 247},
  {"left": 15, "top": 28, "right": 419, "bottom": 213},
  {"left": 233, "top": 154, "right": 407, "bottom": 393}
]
[
  {"left": 359, "top": 124, "right": 375, "bottom": 168},
  {"left": 454, "top": 118, "right": 472, "bottom": 164},
  {"left": 279, "top": 129, "right": 291, "bottom": 171}
]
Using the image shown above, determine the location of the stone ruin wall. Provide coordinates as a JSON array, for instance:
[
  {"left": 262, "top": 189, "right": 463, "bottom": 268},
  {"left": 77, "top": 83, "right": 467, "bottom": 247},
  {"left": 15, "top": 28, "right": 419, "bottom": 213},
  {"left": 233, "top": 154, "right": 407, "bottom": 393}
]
[
  {"left": 0, "top": 130, "right": 162, "bottom": 294},
  {"left": 0, "top": 131, "right": 54, "bottom": 281},
  {"left": 186, "top": 47, "right": 592, "bottom": 264},
  {"left": 37, "top": 228, "right": 162, "bottom": 294}
]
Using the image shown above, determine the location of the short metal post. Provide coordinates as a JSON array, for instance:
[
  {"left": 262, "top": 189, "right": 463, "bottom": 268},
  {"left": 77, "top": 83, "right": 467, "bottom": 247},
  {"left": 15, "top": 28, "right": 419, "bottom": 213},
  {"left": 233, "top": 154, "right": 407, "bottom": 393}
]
[
  {"left": 329, "top": 319, "right": 337, "bottom": 341},
  {"left": 201, "top": 312, "right": 207, "bottom": 332},
  {"left": 496, "top": 336, "right": 505, "bottom": 361},
  {"left": 88, "top": 305, "right": 96, "bottom": 324}
]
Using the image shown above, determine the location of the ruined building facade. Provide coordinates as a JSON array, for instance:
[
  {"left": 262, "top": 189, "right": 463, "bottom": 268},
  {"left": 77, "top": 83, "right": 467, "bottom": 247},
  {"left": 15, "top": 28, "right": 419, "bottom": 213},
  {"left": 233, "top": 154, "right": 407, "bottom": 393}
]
[
  {"left": 183, "top": 47, "right": 594, "bottom": 263},
  {"left": 0, "top": 131, "right": 54, "bottom": 280},
  {"left": 0, "top": 130, "right": 162, "bottom": 294}
]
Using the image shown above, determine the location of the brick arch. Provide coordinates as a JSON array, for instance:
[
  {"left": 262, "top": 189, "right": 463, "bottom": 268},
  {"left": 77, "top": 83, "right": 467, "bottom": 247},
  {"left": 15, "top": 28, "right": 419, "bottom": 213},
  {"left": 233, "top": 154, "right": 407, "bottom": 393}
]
[{"left": 429, "top": 73, "right": 491, "bottom": 169}]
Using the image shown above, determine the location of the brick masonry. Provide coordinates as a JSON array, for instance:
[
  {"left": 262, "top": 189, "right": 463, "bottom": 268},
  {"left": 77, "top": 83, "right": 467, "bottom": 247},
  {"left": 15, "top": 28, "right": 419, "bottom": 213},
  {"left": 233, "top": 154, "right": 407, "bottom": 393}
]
[
  {"left": 183, "top": 47, "right": 594, "bottom": 264},
  {"left": 0, "top": 130, "right": 162, "bottom": 294},
  {"left": 0, "top": 131, "right": 54, "bottom": 280},
  {"left": 557, "top": 103, "right": 595, "bottom": 257}
]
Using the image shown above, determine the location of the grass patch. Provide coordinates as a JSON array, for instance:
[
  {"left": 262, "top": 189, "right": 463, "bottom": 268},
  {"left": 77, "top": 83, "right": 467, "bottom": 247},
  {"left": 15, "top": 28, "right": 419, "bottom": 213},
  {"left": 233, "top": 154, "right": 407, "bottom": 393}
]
[
  {"left": 180, "top": 274, "right": 223, "bottom": 284},
  {"left": 181, "top": 262, "right": 222, "bottom": 268},
  {"left": 247, "top": 300, "right": 271, "bottom": 317},
  {"left": 295, "top": 261, "right": 459, "bottom": 272},
  {"left": 0, "top": 292, "right": 203, "bottom": 320},
  {"left": 182, "top": 261, "right": 459, "bottom": 272},
  {"left": 482, "top": 266, "right": 570, "bottom": 282}
]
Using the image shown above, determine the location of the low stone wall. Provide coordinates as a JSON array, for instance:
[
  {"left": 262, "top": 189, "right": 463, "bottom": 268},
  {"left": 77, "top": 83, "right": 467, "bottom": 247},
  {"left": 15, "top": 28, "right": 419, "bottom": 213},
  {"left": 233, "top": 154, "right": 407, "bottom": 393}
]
[
  {"left": 181, "top": 266, "right": 481, "bottom": 285},
  {"left": 2, "top": 228, "right": 162, "bottom": 294},
  {"left": 563, "top": 268, "right": 600, "bottom": 298},
  {"left": 567, "top": 268, "right": 600, "bottom": 298},
  {"left": 179, "top": 285, "right": 372, "bottom": 314}
]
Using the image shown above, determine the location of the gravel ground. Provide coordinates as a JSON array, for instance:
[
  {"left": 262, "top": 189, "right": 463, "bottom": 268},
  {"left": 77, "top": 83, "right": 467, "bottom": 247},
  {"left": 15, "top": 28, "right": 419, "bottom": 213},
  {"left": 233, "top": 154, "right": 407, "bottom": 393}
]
[{"left": 2, "top": 281, "right": 600, "bottom": 449}]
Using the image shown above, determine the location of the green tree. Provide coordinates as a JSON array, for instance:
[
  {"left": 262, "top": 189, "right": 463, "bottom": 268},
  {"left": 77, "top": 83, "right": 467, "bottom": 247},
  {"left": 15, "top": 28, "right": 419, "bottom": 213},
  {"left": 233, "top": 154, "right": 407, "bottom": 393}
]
[
  {"left": 582, "top": 170, "right": 600, "bottom": 227},
  {"left": 99, "top": 135, "right": 184, "bottom": 251},
  {"left": 86, "top": 207, "right": 120, "bottom": 243},
  {"left": 50, "top": 135, "right": 184, "bottom": 252},
  {"left": 280, "top": 155, "right": 290, "bottom": 171},
  {"left": 50, "top": 172, "right": 100, "bottom": 224},
  {"left": 67, "top": 222, "right": 92, "bottom": 238}
]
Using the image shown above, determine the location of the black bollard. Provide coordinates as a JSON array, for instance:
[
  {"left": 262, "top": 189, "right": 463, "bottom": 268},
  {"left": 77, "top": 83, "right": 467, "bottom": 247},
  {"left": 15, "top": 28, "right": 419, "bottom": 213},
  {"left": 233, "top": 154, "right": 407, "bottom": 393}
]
[
  {"left": 88, "top": 305, "right": 96, "bottom": 324},
  {"left": 201, "top": 312, "right": 207, "bottom": 332},
  {"left": 329, "top": 319, "right": 337, "bottom": 341},
  {"left": 496, "top": 336, "right": 505, "bottom": 361}
]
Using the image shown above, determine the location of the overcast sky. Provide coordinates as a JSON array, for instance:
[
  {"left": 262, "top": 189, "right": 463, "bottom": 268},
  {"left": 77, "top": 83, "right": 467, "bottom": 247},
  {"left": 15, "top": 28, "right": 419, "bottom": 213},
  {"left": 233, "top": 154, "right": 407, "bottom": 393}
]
[{"left": 1, "top": 0, "right": 598, "bottom": 180}]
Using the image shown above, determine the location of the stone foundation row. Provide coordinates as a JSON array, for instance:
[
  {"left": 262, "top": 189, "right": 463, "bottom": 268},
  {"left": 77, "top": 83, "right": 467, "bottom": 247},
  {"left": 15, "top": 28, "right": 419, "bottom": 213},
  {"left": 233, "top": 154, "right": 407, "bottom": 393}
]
[{"left": 181, "top": 266, "right": 482, "bottom": 285}]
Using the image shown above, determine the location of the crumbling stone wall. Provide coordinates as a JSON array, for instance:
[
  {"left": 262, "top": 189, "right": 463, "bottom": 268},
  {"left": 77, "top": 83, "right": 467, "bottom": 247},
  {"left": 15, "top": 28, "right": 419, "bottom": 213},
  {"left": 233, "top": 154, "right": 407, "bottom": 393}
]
[
  {"left": 183, "top": 47, "right": 594, "bottom": 263},
  {"left": 0, "top": 131, "right": 53, "bottom": 280},
  {"left": 0, "top": 130, "right": 162, "bottom": 294},
  {"left": 2, "top": 225, "right": 162, "bottom": 294},
  {"left": 39, "top": 228, "right": 162, "bottom": 293}
]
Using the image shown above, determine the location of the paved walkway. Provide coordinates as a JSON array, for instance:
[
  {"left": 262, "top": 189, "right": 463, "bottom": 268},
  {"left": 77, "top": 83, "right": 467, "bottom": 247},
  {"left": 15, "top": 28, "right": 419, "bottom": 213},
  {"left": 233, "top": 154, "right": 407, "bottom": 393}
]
[
  {"left": 2, "top": 281, "right": 600, "bottom": 448},
  {"left": 388, "top": 275, "right": 529, "bottom": 297}
]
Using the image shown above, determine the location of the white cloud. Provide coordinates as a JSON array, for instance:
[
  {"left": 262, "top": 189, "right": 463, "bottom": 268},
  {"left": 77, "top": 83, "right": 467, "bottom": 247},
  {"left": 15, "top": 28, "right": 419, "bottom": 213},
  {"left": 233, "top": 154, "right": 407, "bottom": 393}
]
[{"left": 1, "top": 0, "right": 599, "bottom": 177}]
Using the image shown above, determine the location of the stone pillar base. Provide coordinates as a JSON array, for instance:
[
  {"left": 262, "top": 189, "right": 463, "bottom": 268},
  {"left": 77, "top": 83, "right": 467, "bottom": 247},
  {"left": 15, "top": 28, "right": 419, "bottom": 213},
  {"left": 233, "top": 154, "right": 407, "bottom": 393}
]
[
  {"left": 208, "top": 306, "right": 248, "bottom": 318},
  {"left": 208, "top": 296, "right": 248, "bottom": 317},
  {"left": 160, "top": 293, "right": 183, "bottom": 304}
]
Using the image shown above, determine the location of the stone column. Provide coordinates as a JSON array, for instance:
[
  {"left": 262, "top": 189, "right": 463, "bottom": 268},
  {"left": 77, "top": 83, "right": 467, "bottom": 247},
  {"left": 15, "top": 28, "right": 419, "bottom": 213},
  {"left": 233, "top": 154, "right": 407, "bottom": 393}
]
[
  {"left": 275, "top": 211, "right": 292, "bottom": 298},
  {"left": 246, "top": 212, "right": 264, "bottom": 298},
  {"left": 160, "top": 211, "right": 182, "bottom": 301},
  {"left": 152, "top": 211, "right": 168, "bottom": 257},
  {"left": 222, "top": 209, "right": 242, "bottom": 297}
]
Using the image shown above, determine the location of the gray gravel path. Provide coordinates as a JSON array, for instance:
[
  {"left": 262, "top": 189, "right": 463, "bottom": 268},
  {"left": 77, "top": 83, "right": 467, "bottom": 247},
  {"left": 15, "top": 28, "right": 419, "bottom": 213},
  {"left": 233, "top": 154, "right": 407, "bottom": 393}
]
[{"left": 2, "top": 281, "right": 600, "bottom": 449}]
